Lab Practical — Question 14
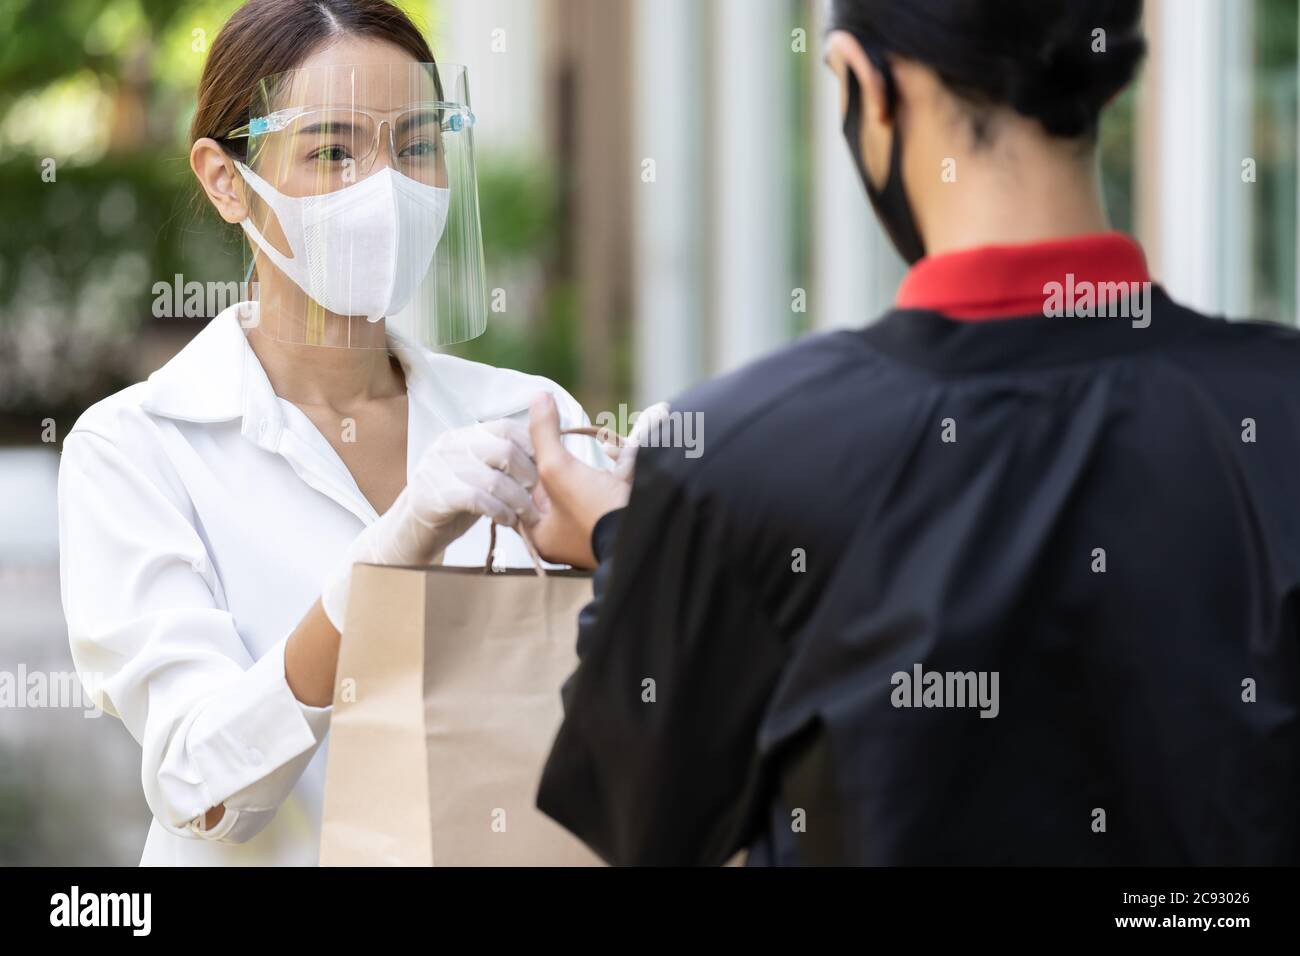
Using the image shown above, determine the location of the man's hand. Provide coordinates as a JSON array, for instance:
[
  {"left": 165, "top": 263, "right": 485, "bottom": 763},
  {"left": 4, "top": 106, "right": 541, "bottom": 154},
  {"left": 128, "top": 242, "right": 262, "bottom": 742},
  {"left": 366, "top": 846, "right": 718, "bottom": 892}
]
[{"left": 527, "top": 392, "right": 631, "bottom": 569}]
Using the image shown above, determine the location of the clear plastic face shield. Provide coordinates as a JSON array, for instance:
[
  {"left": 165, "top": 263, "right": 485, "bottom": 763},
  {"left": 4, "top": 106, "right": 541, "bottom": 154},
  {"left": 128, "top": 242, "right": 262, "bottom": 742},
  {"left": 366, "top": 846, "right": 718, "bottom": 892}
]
[{"left": 225, "top": 62, "right": 487, "bottom": 347}]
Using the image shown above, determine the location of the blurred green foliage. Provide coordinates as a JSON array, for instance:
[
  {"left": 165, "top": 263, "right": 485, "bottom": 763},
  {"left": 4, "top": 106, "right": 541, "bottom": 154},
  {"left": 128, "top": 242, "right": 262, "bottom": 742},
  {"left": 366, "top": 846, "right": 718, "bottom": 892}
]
[
  {"left": 1099, "top": 84, "right": 1136, "bottom": 236},
  {"left": 0, "top": 0, "right": 190, "bottom": 101},
  {"left": 445, "top": 161, "right": 579, "bottom": 386},
  {"left": 0, "top": 154, "right": 225, "bottom": 412},
  {"left": 1251, "top": 0, "right": 1298, "bottom": 323}
]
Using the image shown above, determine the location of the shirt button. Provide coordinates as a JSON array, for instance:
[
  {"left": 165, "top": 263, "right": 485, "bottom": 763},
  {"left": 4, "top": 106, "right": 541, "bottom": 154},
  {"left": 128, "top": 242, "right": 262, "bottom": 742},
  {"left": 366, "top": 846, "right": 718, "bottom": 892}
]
[
  {"left": 247, "top": 747, "right": 264, "bottom": 766},
  {"left": 258, "top": 419, "right": 270, "bottom": 438},
  {"left": 191, "top": 556, "right": 206, "bottom": 574}
]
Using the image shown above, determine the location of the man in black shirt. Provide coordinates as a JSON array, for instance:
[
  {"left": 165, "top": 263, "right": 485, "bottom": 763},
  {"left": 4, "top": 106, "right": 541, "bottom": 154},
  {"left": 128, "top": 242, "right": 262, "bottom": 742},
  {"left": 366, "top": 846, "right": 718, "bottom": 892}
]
[{"left": 522, "top": 0, "right": 1300, "bottom": 865}]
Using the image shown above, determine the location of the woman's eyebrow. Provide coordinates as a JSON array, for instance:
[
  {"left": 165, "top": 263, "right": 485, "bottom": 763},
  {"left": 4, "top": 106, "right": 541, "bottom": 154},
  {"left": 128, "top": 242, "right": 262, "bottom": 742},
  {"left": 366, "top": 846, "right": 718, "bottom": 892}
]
[
  {"left": 395, "top": 110, "right": 439, "bottom": 136},
  {"left": 296, "top": 120, "right": 362, "bottom": 135}
]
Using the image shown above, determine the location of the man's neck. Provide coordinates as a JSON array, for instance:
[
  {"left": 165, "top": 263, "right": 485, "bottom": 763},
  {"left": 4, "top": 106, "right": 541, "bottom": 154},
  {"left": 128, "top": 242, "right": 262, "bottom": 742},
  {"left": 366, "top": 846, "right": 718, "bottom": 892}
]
[{"left": 918, "top": 148, "right": 1111, "bottom": 257}]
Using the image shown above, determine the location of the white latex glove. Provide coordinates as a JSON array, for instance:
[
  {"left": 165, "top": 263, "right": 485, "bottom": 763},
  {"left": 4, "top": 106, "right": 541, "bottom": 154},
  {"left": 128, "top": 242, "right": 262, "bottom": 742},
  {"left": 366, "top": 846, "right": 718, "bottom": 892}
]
[
  {"left": 604, "top": 401, "right": 672, "bottom": 483},
  {"left": 321, "top": 419, "right": 539, "bottom": 631}
]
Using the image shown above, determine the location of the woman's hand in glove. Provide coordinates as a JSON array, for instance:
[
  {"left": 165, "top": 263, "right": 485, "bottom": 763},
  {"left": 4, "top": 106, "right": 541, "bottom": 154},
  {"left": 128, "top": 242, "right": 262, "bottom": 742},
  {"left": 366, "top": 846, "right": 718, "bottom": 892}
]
[{"left": 320, "top": 419, "right": 538, "bottom": 631}]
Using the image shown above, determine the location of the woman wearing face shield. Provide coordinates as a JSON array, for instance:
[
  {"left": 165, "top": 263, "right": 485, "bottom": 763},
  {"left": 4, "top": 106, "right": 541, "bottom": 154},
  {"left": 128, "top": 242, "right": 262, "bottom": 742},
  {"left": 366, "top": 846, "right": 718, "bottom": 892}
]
[
  {"left": 56, "top": 0, "right": 604, "bottom": 866},
  {"left": 527, "top": 0, "right": 1300, "bottom": 865}
]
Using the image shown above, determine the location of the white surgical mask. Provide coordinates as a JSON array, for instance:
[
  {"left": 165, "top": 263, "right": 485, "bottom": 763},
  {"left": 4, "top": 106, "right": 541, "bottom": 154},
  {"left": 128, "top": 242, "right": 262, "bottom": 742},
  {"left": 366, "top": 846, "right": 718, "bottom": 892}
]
[{"left": 234, "top": 161, "right": 450, "bottom": 322}]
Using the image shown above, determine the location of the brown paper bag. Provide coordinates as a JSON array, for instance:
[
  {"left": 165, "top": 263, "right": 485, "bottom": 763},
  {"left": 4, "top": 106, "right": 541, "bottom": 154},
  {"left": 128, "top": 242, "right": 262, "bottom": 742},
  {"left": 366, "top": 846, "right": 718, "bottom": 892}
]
[{"left": 320, "top": 524, "right": 604, "bottom": 866}]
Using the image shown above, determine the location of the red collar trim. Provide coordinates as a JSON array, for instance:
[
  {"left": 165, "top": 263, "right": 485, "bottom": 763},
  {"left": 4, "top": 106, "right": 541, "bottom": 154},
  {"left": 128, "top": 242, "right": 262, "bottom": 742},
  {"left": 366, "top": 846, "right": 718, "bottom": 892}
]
[{"left": 895, "top": 232, "right": 1152, "bottom": 321}]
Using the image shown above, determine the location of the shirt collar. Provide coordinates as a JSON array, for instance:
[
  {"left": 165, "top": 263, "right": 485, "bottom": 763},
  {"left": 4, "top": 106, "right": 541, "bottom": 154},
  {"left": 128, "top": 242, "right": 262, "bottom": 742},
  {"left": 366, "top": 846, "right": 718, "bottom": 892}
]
[
  {"left": 141, "top": 303, "right": 259, "bottom": 425},
  {"left": 895, "top": 231, "right": 1152, "bottom": 321}
]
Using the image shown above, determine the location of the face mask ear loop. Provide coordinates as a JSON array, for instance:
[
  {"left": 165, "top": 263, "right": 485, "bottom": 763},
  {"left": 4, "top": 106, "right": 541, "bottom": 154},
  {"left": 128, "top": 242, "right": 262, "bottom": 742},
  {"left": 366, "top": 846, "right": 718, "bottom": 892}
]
[
  {"left": 233, "top": 161, "right": 302, "bottom": 278},
  {"left": 843, "top": 42, "right": 927, "bottom": 265},
  {"left": 867, "top": 48, "right": 911, "bottom": 208}
]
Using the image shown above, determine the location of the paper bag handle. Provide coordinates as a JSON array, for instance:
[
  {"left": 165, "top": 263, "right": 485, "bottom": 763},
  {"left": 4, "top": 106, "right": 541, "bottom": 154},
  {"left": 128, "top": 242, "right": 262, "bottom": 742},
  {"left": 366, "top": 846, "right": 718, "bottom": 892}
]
[
  {"left": 481, "top": 424, "right": 625, "bottom": 576},
  {"left": 484, "top": 521, "right": 545, "bottom": 576},
  {"left": 558, "top": 424, "right": 625, "bottom": 448}
]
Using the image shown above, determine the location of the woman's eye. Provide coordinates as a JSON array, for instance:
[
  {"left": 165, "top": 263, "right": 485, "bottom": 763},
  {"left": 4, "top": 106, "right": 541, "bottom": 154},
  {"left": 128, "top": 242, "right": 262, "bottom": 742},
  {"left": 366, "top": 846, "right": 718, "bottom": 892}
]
[
  {"left": 399, "top": 140, "right": 438, "bottom": 158},
  {"left": 310, "top": 145, "right": 352, "bottom": 162}
]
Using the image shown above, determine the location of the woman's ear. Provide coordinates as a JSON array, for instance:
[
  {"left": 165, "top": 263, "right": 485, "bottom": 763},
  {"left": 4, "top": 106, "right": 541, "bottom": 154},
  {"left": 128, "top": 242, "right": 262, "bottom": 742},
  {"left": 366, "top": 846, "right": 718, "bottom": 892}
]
[
  {"left": 190, "top": 138, "right": 248, "bottom": 224},
  {"left": 827, "top": 30, "right": 894, "bottom": 188}
]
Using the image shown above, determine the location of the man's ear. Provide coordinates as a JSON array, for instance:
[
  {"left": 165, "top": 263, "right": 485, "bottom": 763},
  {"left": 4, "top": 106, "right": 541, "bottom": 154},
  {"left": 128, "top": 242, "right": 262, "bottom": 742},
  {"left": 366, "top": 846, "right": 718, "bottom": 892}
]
[{"left": 190, "top": 138, "right": 248, "bottom": 224}]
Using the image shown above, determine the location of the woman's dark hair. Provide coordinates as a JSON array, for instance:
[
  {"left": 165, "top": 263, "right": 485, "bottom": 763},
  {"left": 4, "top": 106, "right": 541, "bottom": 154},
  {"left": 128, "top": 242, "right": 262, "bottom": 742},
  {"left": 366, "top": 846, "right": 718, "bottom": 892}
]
[
  {"left": 191, "top": 0, "right": 436, "bottom": 161},
  {"left": 831, "top": 0, "right": 1146, "bottom": 139}
]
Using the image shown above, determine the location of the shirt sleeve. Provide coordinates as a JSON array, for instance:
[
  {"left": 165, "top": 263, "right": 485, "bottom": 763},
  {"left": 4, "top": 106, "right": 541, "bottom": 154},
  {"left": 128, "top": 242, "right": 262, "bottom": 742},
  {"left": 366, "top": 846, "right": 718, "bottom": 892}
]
[
  {"left": 536, "top": 449, "right": 788, "bottom": 865},
  {"left": 58, "top": 429, "right": 330, "bottom": 845}
]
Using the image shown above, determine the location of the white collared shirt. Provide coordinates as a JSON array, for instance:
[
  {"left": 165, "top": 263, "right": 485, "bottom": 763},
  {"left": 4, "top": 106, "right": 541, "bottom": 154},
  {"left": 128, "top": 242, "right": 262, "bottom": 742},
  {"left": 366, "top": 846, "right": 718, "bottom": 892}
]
[{"left": 57, "top": 303, "right": 603, "bottom": 866}]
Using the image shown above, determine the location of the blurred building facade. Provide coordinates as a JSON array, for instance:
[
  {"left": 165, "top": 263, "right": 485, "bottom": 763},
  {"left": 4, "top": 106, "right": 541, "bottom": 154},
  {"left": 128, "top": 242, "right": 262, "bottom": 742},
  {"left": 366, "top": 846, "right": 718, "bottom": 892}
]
[{"left": 439, "top": 0, "right": 1299, "bottom": 411}]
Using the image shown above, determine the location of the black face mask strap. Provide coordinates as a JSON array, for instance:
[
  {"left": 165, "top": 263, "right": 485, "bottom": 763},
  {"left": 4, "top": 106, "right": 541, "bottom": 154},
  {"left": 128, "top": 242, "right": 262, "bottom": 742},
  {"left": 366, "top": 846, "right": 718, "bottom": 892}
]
[{"left": 841, "top": 44, "right": 927, "bottom": 265}]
